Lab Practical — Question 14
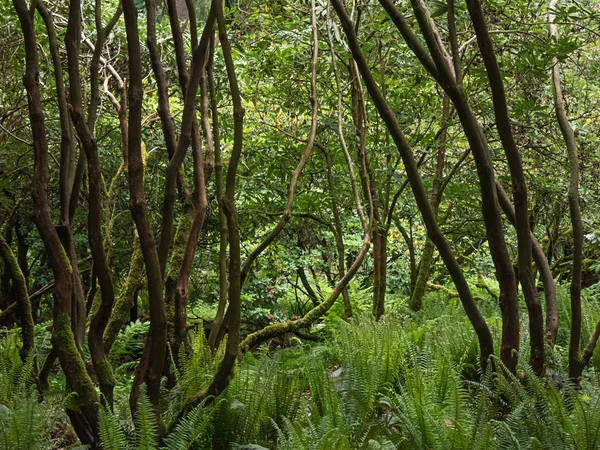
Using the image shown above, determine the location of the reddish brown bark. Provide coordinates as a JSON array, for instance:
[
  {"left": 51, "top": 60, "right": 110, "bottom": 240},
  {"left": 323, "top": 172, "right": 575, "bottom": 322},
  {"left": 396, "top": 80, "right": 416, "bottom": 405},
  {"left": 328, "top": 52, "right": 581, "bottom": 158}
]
[
  {"left": 13, "top": 0, "right": 99, "bottom": 444},
  {"left": 496, "top": 181, "right": 558, "bottom": 344},
  {"left": 155, "top": 10, "right": 216, "bottom": 276},
  {"left": 466, "top": 0, "right": 544, "bottom": 374},
  {"left": 66, "top": 0, "right": 116, "bottom": 404},
  {"left": 122, "top": 0, "right": 168, "bottom": 418},
  {"left": 549, "top": 0, "right": 585, "bottom": 380}
]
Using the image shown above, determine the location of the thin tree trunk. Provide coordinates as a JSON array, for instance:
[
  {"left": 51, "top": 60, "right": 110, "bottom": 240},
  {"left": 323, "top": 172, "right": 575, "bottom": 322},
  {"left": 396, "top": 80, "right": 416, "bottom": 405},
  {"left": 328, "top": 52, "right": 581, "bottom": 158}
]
[
  {"left": 122, "top": 0, "right": 168, "bottom": 419},
  {"left": 183, "top": 0, "right": 245, "bottom": 410},
  {"left": 13, "top": 0, "right": 99, "bottom": 444},
  {"left": 207, "top": 38, "right": 229, "bottom": 351},
  {"left": 66, "top": 0, "right": 116, "bottom": 405},
  {"left": 466, "top": 0, "right": 544, "bottom": 374},
  {"left": 396, "top": 219, "right": 417, "bottom": 293},
  {"left": 372, "top": 230, "right": 388, "bottom": 320},
  {"left": 102, "top": 74, "right": 141, "bottom": 357},
  {"left": 323, "top": 150, "right": 352, "bottom": 319},
  {"left": 496, "top": 181, "right": 558, "bottom": 344},
  {"left": 548, "top": 0, "right": 584, "bottom": 380},
  {"left": 37, "top": 2, "right": 86, "bottom": 350},
  {"left": 347, "top": 61, "right": 383, "bottom": 319},
  {"left": 67, "top": 3, "right": 121, "bottom": 223},
  {"left": 325, "top": 8, "right": 367, "bottom": 232},
  {"left": 36, "top": 1, "right": 76, "bottom": 227},
  {"left": 0, "top": 236, "right": 35, "bottom": 362},
  {"left": 155, "top": 6, "right": 215, "bottom": 277},
  {"left": 173, "top": 34, "right": 213, "bottom": 360}
]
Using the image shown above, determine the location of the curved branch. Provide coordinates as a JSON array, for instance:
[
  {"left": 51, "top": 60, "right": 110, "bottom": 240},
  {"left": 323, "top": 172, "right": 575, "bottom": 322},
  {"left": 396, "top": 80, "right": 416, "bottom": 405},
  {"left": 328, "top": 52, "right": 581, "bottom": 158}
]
[
  {"left": 0, "top": 236, "right": 34, "bottom": 362},
  {"left": 549, "top": 0, "right": 584, "bottom": 380},
  {"left": 239, "top": 1, "right": 320, "bottom": 286},
  {"left": 240, "top": 232, "right": 371, "bottom": 353},
  {"left": 66, "top": 0, "right": 116, "bottom": 405},
  {"left": 466, "top": 0, "right": 544, "bottom": 375},
  {"left": 495, "top": 181, "right": 558, "bottom": 343},
  {"left": 122, "top": 0, "right": 167, "bottom": 416},
  {"left": 13, "top": 0, "right": 99, "bottom": 443}
]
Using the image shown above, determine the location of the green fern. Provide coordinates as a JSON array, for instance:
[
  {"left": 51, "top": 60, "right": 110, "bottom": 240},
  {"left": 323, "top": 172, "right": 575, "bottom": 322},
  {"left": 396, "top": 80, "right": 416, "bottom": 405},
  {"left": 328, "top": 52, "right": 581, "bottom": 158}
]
[
  {"left": 134, "top": 393, "right": 159, "bottom": 450},
  {"left": 98, "top": 404, "right": 128, "bottom": 450},
  {"left": 0, "top": 333, "right": 40, "bottom": 450},
  {"left": 161, "top": 398, "right": 216, "bottom": 450}
]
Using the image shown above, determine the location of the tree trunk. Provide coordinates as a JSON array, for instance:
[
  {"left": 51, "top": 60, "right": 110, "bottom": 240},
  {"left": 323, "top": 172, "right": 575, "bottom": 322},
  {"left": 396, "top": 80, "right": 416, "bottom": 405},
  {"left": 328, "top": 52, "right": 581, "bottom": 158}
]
[
  {"left": 372, "top": 229, "right": 388, "bottom": 320},
  {"left": 14, "top": 0, "right": 100, "bottom": 443},
  {"left": 182, "top": 0, "right": 243, "bottom": 413},
  {"left": 207, "top": 38, "right": 229, "bottom": 351},
  {"left": 324, "top": 149, "right": 352, "bottom": 319},
  {"left": 348, "top": 60, "right": 382, "bottom": 319},
  {"left": 122, "top": 0, "right": 168, "bottom": 419},
  {"left": 496, "top": 181, "right": 558, "bottom": 344},
  {"left": 0, "top": 235, "right": 35, "bottom": 362},
  {"left": 66, "top": 0, "right": 116, "bottom": 404},
  {"left": 466, "top": 0, "right": 544, "bottom": 375},
  {"left": 548, "top": 0, "right": 585, "bottom": 380}
]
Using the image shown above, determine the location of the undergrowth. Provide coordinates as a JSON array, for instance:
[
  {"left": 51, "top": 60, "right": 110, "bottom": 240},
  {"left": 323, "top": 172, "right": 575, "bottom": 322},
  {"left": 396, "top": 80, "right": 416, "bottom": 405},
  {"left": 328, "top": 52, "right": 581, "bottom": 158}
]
[{"left": 2, "top": 282, "right": 600, "bottom": 448}]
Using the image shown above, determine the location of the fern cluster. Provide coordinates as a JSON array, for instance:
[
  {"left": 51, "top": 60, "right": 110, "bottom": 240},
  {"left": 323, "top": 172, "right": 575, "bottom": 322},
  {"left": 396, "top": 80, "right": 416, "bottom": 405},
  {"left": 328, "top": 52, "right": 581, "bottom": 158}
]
[
  {"left": 90, "top": 312, "right": 600, "bottom": 449},
  {"left": 5, "top": 283, "right": 600, "bottom": 449},
  {"left": 0, "top": 331, "right": 40, "bottom": 450}
]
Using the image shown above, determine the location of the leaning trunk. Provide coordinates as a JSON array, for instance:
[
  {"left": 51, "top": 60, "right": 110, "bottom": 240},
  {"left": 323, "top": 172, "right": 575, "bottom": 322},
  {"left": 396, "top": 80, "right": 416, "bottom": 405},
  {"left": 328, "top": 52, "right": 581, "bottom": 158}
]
[{"left": 548, "top": 0, "right": 584, "bottom": 380}]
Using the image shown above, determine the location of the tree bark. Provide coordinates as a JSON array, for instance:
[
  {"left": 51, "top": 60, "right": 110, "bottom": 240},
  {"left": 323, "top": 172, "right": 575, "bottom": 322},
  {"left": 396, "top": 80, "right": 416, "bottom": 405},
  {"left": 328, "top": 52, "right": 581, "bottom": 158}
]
[
  {"left": 496, "top": 181, "right": 558, "bottom": 344},
  {"left": 36, "top": 1, "right": 76, "bottom": 227},
  {"left": 13, "top": 0, "right": 100, "bottom": 444},
  {"left": 548, "top": 0, "right": 585, "bottom": 380},
  {"left": 323, "top": 150, "right": 352, "bottom": 319},
  {"left": 122, "top": 0, "right": 168, "bottom": 418},
  {"left": 68, "top": 4, "right": 121, "bottom": 222},
  {"left": 466, "top": 0, "right": 544, "bottom": 374},
  {"left": 347, "top": 61, "right": 382, "bottom": 319},
  {"left": 207, "top": 38, "right": 229, "bottom": 351},
  {"left": 155, "top": 8, "right": 216, "bottom": 276},
  {"left": 66, "top": 0, "right": 116, "bottom": 404},
  {"left": 37, "top": 1, "right": 86, "bottom": 350},
  {"left": 182, "top": 0, "right": 245, "bottom": 413}
]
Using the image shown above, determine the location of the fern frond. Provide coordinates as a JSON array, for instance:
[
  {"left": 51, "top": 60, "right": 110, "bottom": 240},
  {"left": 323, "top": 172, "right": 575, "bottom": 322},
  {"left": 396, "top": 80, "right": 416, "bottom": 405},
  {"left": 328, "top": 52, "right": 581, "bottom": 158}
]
[
  {"left": 98, "top": 404, "right": 128, "bottom": 450},
  {"left": 134, "top": 392, "right": 159, "bottom": 450}
]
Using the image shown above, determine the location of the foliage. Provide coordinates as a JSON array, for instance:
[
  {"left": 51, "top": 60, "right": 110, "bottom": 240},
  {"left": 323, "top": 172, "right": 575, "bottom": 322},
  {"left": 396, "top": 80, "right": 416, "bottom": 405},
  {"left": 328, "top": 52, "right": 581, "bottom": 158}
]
[
  {"left": 0, "top": 333, "right": 40, "bottom": 450},
  {"left": 2, "top": 0, "right": 600, "bottom": 447}
]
